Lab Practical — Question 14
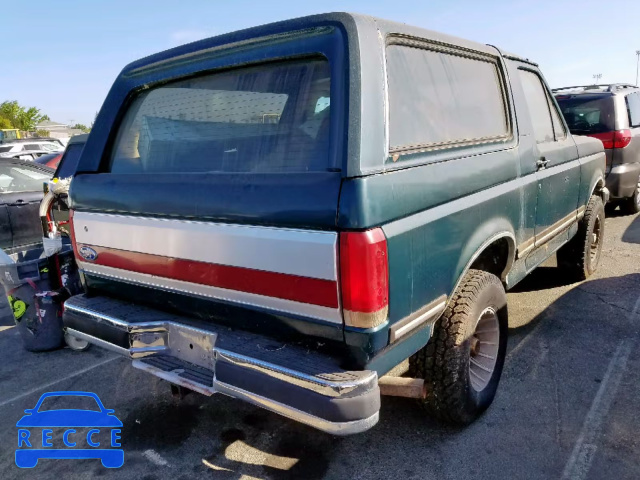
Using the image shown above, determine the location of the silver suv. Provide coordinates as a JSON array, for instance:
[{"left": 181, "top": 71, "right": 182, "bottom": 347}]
[{"left": 555, "top": 84, "right": 640, "bottom": 214}]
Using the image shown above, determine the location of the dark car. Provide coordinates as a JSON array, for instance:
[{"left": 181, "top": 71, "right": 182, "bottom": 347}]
[
  {"left": 53, "top": 134, "right": 88, "bottom": 180},
  {"left": 554, "top": 84, "right": 640, "bottom": 214},
  {"left": 0, "top": 159, "right": 52, "bottom": 253},
  {"left": 62, "top": 13, "right": 607, "bottom": 434}
]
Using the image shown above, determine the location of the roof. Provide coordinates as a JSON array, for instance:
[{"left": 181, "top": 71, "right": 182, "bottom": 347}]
[
  {"left": 36, "top": 120, "right": 67, "bottom": 128},
  {"left": 121, "top": 12, "right": 521, "bottom": 75}
]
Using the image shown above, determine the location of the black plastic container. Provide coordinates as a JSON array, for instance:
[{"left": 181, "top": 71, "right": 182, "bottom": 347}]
[{"left": 0, "top": 244, "right": 80, "bottom": 352}]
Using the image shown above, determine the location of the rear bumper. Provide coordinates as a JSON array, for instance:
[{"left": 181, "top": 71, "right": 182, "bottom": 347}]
[
  {"left": 606, "top": 162, "right": 640, "bottom": 199},
  {"left": 63, "top": 295, "right": 380, "bottom": 435}
]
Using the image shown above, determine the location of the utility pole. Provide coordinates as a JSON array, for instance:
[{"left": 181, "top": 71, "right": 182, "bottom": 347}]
[
  {"left": 636, "top": 50, "right": 640, "bottom": 87},
  {"left": 593, "top": 73, "right": 602, "bottom": 84}
]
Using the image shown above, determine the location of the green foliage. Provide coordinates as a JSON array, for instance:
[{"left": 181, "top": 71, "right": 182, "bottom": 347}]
[
  {"left": 71, "top": 123, "right": 91, "bottom": 133},
  {"left": 35, "top": 130, "right": 50, "bottom": 137},
  {"left": 0, "top": 117, "right": 12, "bottom": 129},
  {"left": 0, "top": 100, "right": 49, "bottom": 131}
]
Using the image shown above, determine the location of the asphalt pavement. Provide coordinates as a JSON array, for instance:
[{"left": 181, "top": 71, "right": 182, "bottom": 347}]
[{"left": 0, "top": 211, "right": 638, "bottom": 480}]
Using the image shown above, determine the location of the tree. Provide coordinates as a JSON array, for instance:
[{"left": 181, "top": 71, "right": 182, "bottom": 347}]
[
  {"left": 71, "top": 123, "right": 91, "bottom": 133},
  {"left": 0, "top": 100, "right": 49, "bottom": 131},
  {"left": 0, "top": 117, "right": 12, "bottom": 129}
]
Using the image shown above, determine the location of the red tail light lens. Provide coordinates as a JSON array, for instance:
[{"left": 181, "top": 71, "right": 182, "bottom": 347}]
[
  {"left": 339, "top": 228, "right": 389, "bottom": 328},
  {"left": 588, "top": 129, "right": 631, "bottom": 149}
]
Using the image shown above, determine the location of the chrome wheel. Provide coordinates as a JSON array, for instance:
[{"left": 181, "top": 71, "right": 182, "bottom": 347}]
[
  {"left": 469, "top": 306, "right": 500, "bottom": 392},
  {"left": 635, "top": 180, "right": 640, "bottom": 209},
  {"left": 589, "top": 215, "right": 602, "bottom": 264}
]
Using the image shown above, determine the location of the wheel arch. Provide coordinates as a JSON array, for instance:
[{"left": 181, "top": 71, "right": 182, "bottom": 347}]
[
  {"left": 449, "top": 220, "right": 516, "bottom": 301},
  {"left": 588, "top": 174, "right": 607, "bottom": 203}
]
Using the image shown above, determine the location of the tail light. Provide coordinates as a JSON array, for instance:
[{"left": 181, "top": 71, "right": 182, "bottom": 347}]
[
  {"left": 588, "top": 129, "right": 632, "bottom": 149},
  {"left": 339, "top": 228, "right": 389, "bottom": 329}
]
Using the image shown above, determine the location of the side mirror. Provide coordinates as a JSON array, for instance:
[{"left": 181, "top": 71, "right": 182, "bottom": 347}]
[
  {"left": 23, "top": 409, "right": 33, "bottom": 414},
  {"left": 105, "top": 409, "right": 115, "bottom": 414}
]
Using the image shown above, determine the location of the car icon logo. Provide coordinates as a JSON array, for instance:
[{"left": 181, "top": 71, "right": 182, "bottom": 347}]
[
  {"left": 15, "top": 391, "right": 123, "bottom": 468},
  {"left": 78, "top": 246, "right": 98, "bottom": 262}
]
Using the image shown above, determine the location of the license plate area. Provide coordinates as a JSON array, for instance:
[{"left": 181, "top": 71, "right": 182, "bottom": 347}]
[{"left": 167, "top": 324, "right": 216, "bottom": 370}]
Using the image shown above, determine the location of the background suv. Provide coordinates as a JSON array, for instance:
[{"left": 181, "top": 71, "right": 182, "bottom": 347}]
[{"left": 555, "top": 84, "right": 640, "bottom": 214}]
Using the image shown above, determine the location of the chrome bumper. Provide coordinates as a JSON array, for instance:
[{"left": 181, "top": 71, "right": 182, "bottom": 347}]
[{"left": 63, "top": 295, "right": 380, "bottom": 435}]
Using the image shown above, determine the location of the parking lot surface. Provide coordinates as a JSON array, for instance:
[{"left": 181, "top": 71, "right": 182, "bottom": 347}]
[{"left": 0, "top": 212, "right": 639, "bottom": 480}]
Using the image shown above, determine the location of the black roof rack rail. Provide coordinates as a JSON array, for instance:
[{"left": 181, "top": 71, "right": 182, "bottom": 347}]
[{"left": 552, "top": 83, "right": 638, "bottom": 93}]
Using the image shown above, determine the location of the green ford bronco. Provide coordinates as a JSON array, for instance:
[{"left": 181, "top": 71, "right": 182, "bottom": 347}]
[{"left": 63, "top": 13, "right": 607, "bottom": 434}]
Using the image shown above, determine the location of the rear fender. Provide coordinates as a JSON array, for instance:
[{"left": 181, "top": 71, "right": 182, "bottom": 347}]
[{"left": 450, "top": 219, "right": 516, "bottom": 297}]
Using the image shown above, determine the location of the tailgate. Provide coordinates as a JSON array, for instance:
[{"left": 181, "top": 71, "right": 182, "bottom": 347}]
[{"left": 71, "top": 204, "right": 341, "bottom": 325}]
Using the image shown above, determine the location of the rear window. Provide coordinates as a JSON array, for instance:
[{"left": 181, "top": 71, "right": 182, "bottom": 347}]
[
  {"left": 555, "top": 95, "right": 615, "bottom": 134},
  {"left": 386, "top": 44, "right": 509, "bottom": 154},
  {"left": 109, "top": 58, "right": 333, "bottom": 174}
]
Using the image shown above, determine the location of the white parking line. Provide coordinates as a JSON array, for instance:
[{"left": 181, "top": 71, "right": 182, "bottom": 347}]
[
  {"left": 0, "top": 325, "right": 15, "bottom": 332},
  {"left": 0, "top": 356, "right": 119, "bottom": 409},
  {"left": 561, "top": 296, "right": 640, "bottom": 480}
]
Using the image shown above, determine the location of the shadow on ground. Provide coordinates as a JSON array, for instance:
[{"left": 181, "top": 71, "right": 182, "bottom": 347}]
[
  {"left": 622, "top": 214, "right": 640, "bottom": 244},
  {"left": 169, "top": 273, "right": 640, "bottom": 480}
]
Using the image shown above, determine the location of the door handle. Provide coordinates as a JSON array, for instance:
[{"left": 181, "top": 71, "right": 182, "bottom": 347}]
[{"left": 536, "top": 157, "right": 549, "bottom": 170}]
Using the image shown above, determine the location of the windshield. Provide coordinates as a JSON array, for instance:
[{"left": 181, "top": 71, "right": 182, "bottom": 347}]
[
  {"left": 0, "top": 164, "right": 51, "bottom": 193},
  {"left": 555, "top": 95, "right": 615, "bottom": 135},
  {"left": 109, "top": 58, "right": 333, "bottom": 174}
]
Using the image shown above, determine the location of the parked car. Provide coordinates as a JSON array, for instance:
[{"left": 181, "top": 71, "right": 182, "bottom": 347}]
[
  {"left": 33, "top": 152, "right": 63, "bottom": 169},
  {"left": 3, "top": 150, "right": 56, "bottom": 162},
  {"left": 0, "top": 159, "right": 53, "bottom": 253},
  {"left": 32, "top": 134, "right": 88, "bottom": 172},
  {"left": 11, "top": 137, "right": 65, "bottom": 148},
  {"left": 62, "top": 13, "right": 607, "bottom": 434},
  {"left": 0, "top": 141, "right": 64, "bottom": 158},
  {"left": 554, "top": 84, "right": 640, "bottom": 214}
]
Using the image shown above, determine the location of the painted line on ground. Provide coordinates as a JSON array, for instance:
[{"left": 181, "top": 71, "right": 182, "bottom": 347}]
[
  {"left": 0, "top": 356, "right": 119, "bottom": 409},
  {"left": 561, "top": 296, "right": 639, "bottom": 480},
  {"left": 0, "top": 325, "right": 15, "bottom": 332}
]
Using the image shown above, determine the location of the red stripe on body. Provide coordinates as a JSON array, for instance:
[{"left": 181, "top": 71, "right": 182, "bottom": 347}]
[{"left": 82, "top": 245, "right": 339, "bottom": 308}]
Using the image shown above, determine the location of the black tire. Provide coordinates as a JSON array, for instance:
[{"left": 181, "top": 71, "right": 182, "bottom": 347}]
[
  {"left": 557, "top": 195, "right": 605, "bottom": 280},
  {"left": 620, "top": 178, "right": 640, "bottom": 215},
  {"left": 408, "top": 269, "right": 508, "bottom": 425}
]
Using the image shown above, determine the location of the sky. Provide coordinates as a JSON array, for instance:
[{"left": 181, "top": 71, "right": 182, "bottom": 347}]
[{"left": 3, "top": 0, "right": 639, "bottom": 125}]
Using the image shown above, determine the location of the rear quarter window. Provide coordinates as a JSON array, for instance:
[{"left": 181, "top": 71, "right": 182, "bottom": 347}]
[
  {"left": 386, "top": 42, "right": 510, "bottom": 156},
  {"left": 109, "top": 58, "right": 333, "bottom": 174},
  {"left": 626, "top": 92, "right": 640, "bottom": 128}
]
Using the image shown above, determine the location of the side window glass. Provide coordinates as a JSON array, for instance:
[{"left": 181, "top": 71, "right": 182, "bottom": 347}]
[
  {"left": 626, "top": 92, "right": 640, "bottom": 128},
  {"left": 518, "top": 70, "right": 554, "bottom": 143},
  {"left": 547, "top": 94, "right": 566, "bottom": 139},
  {"left": 386, "top": 44, "right": 509, "bottom": 154}
]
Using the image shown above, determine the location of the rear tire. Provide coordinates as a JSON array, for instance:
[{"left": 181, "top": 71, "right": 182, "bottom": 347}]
[
  {"left": 557, "top": 195, "right": 605, "bottom": 280},
  {"left": 620, "top": 178, "right": 640, "bottom": 215},
  {"left": 408, "top": 269, "right": 508, "bottom": 425}
]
